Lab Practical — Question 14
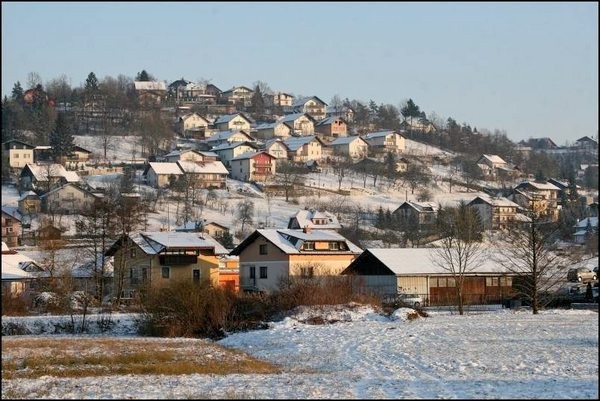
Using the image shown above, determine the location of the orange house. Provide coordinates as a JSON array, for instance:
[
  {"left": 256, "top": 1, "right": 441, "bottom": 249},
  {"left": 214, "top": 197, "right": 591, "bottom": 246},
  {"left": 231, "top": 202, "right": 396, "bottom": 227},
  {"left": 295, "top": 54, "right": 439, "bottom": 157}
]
[{"left": 218, "top": 255, "right": 240, "bottom": 292}]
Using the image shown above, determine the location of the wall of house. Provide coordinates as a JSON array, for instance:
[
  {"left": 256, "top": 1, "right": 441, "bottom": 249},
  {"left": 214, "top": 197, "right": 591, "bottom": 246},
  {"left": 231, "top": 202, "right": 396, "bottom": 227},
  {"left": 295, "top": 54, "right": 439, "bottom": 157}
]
[
  {"left": 44, "top": 187, "right": 95, "bottom": 214},
  {"left": 230, "top": 159, "right": 249, "bottom": 181},
  {"left": 471, "top": 203, "right": 493, "bottom": 230},
  {"left": 221, "top": 116, "right": 250, "bottom": 131},
  {"left": 19, "top": 198, "right": 41, "bottom": 215},
  {"left": 7, "top": 148, "right": 34, "bottom": 168},
  {"left": 2, "top": 212, "right": 21, "bottom": 247},
  {"left": 266, "top": 143, "right": 288, "bottom": 159},
  {"left": 249, "top": 154, "right": 275, "bottom": 181}
]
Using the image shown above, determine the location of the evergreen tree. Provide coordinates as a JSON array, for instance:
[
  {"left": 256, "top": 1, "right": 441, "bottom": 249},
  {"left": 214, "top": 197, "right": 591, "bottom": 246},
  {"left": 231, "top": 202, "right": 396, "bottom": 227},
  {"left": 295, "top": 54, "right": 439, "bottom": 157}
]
[
  {"left": 250, "top": 84, "right": 264, "bottom": 116},
  {"left": 376, "top": 206, "right": 385, "bottom": 229},
  {"left": 49, "top": 112, "right": 74, "bottom": 161},
  {"left": 136, "top": 70, "right": 151, "bottom": 81},
  {"left": 11, "top": 81, "right": 24, "bottom": 101},
  {"left": 120, "top": 165, "right": 136, "bottom": 193},
  {"left": 85, "top": 72, "right": 99, "bottom": 93}
]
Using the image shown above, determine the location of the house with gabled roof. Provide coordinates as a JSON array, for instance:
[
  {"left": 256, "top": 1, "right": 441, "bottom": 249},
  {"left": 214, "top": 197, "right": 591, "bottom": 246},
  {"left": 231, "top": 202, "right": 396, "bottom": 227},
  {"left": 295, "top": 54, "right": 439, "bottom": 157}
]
[
  {"left": 315, "top": 116, "right": 348, "bottom": 139},
  {"left": 326, "top": 105, "right": 355, "bottom": 123},
  {"left": 270, "top": 92, "right": 295, "bottom": 107},
  {"left": 328, "top": 135, "right": 369, "bottom": 159},
  {"left": 393, "top": 201, "right": 439, "bottom": 227},
  {"left": 277, "top": 113, "right": 316, "bottom": 135},
  {"left": 163, "top": 148, "right": 218, "bottom": 163},
  {"left": 40, "top": 183, "right": 103, "bottom": 214},
  {"left": 262, "top": 138, "right": 290, "bottom": 159},
  {"left": 205, "top": 130, "right": 255, "bottom": 148},
  {"left": 509, "top": 181, "right": 561, "bottom": 221},
  {"left": 361, "top": 131, "right": 405, "bottom": 154},
  {"left": 213, "top": 113, "right": 253, "bottom": 132},
  {"left": 105, "top": 231, "right": 228, "bottom": 298},
  {"left": 467, "top": 194, "right": 528, "bottom": 230},
  {"left": 143, "top": 162, "right": 184, "bottom": 188},
  {"left": 2, "top": 139, "right": 35, "bottom": 169},
  {"left": 18, "top": 191, "right": 41, "bottom": 215},
  {"left": 134, "top": 81, "right": 167, "bottom": 105},
  {"left": 221, "top": 86, "right": 254, "bottom": 107},
  {"left": 291, "top": 96, "right": 328, "bottom": 121},
  {"left": 254, "top": 121, "right": 293, "bottom": 140},
  {"left": 230, "top": 228, "right": 362, "bottom": 293},
  {"left": 287, "top": 209, "right": 342, "bottom": 231},
  {"left": 2, "top": 206, "right": 22, "bottom": 247},
  {"left": 19, "top": 163, "right": 80, "bottom": 193},
  {"left": 476, "top": 154, "right": 511, "bottom": 177},
  {"left": 176, "top": 160, "right": 229, "bottom": 189},
  {"left": 230, "top": 151, "right": 276, "bottom": 182},
  {"left": 1, "top": 242, "right": 37, "bottom": 296},
  {"left": 573, "top": 217, "right": 598, "bottom": 244},
  {"left": 283, "top": 135, "right": 325, "bottom": 163},
  {"left": 211, "top": 141, "right": 259, "bottom": 168},
  {"left": 175, "top": 113, "right": 211, "bottom": 138}
]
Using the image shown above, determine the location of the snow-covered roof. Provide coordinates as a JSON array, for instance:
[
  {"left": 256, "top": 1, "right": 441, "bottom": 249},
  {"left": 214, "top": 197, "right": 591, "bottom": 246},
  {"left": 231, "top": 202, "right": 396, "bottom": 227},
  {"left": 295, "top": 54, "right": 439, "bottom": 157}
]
[
  {"left": 469, "top": 194, "right": 519, "bottom": 208},
  {"left": 1, "top": 206, "right": 22, "bottom": 221},
  {"left": 2, "top": 252, "right": 36, "bottom": 280},
  {"left": 480, "top": 154, "right": 507, "bottom": 164},
  {"left": 134, "top": 81, "right": 167, "bottom": 91},
  {"left": 395, "top": 201, "right": 439, "bottom": 213},
  {"left": 574, "top": 217, "right": 598, "bottom": 229},
  {"left": 232, "top": 229, "right": 362, "bottom": 256},
  {"left": 131, "top": 232, "right": 228, "bottom": 255},
  {"left": 283, "top": 136, "right": 319, "bottom": 152},
  {"left": 206, "top": 130, "right": 254, "bottom": 143},
  {"left": 355, "top": 248, "right": 514, "bottom": 275},
  {"left": 288, "top": 209, "right": 342, "bottom": 230},
  {"left": 315, "top": 116, "right": 344, "bottom": 126},
  {"left": 24, "top": 163, "right": 75, "bottom": 182},
  {"left": 214, "top": 113, "right": 251, "bottom": 125},
  {"left": 361, "top": 130, "right": 397, "bottom": 140},
  {"left": 18, "top": 190, "right": 38, "bottom": 201},
  {"left": 230, "top": 151, "right": 274, "bottom": 162},
  {"left": 176, "top": 160, "right": 229, "bottom": 175},
  {"left": 148, "top": 162, "right": 183, "bottom": 175},
  {"left": 516, "top": 181, "right": 561, "bottom": 191},
  {"left": 329, "top": 136, "right": 366, "bottom": 146},
  {"left": 39, "top": 183, "right": 100, "bottom": 199},
  {"left": 211, "top": 141, "right": 256, "bottom": 151},
  {"left": 278, "top": 113, "right": 312, "bottom": 123},
  {"left": 292, "top": 96, "right": 327, "bottom": 108}
]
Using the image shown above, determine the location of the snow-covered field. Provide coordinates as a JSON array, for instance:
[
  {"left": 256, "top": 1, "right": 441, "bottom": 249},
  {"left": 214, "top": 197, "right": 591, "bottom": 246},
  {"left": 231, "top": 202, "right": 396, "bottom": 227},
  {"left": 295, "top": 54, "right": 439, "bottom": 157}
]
[{"left": 2, "top": 307, "right": 598, "bottom": 399}]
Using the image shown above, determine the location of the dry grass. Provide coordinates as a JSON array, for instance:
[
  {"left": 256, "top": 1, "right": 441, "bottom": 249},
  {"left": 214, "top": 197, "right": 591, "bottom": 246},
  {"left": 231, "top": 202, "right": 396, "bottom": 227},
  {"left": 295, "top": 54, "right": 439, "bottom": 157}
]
[{"left": 2, "top": 337, "right": 280, "bottom": 380}]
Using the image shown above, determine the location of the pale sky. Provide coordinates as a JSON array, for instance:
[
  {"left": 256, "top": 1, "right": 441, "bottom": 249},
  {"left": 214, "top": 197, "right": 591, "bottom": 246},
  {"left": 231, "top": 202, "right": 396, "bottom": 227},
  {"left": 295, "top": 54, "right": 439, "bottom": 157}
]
[{"left": 2, "top": 2, "right": 598, "bottom": 144}]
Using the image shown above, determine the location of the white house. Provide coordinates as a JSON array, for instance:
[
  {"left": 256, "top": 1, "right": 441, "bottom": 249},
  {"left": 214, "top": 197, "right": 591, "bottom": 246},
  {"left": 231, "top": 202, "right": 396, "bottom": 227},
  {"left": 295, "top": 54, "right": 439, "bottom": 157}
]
[
  {"left": 329, "top": 136, "right": 369, "bottom": 158},
  {"left": 361, "top": 131, "right": 405, "bottom": 154},
  {"left": 144, "top": 162, "right": 183, "bottom": 188},
  {"left": 211, "top": 141, "right": 259, "bottom": 168},
  {"left": 213, "top": 113, "right": 253, "bottom": 131}
]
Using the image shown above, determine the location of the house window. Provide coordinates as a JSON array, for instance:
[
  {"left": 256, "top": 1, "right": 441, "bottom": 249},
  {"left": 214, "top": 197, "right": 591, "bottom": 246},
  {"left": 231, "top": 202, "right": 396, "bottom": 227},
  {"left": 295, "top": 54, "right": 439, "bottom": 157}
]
[
  {"left": 130, "top": 248, "right": 136, "bottom": 258},
  {"left": 14, "top": 153, "right": 19, "bottom": 158},
  {"left": 260, "top": 266, "right": 268, "bottom": 279},
  {"left": 300, "top": 266, "right": 314, "bottom": 278},
  {"left": 249, "top": 266, "right": 256, "bottom": 279},
  {"left": 329, "top": 242, "right": 339, "bottom": 250},
  {"left": 162, "top": 267, "right": 170, "bottom": 279},
  {"left": 447, "top": 277, "right": 455, "bottom": 287},
  {"left": 259, "top": 244, "right": 268, "bottom": 255},
  {"left": 303, "top": 242, "right": 314, "bottom": 251},
  {"left": 193, "top": 269, "right": 200, "bottom": 282}
]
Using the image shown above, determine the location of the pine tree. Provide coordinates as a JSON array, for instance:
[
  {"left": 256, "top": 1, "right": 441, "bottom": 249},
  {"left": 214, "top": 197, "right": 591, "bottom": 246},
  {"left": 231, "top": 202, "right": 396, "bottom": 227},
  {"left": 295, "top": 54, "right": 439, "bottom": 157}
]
[
  {"left": 376, "top": 206, "right": 385, "bottom": 229},
  {"left": 250, "top": 84, "right": 264, "bottom": 116},
  {"left": 49, "top": 112, "right": 74, "bottom": 162},
  {"left": 11, "top": 82, "right": 24, "bottom": 101},
  {"left": 136, "top": 70, "right": 151, "bottom": 81},
  {"left": 85, "top": 72, "right": 99, "bottom": 93}
]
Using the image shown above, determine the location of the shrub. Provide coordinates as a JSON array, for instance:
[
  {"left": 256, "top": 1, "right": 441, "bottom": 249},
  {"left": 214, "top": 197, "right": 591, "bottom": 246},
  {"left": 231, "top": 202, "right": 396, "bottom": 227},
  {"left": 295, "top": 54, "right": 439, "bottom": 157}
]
[{"left": 1, "top": 292, "right": 30, "bottom": 316}]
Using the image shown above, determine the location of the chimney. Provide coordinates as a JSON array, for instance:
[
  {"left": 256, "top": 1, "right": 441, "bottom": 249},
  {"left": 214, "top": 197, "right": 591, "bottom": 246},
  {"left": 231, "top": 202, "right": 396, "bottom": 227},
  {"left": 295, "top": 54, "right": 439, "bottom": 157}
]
[{"left": 303, "top": 225, "right": 312, "bottom": 233}]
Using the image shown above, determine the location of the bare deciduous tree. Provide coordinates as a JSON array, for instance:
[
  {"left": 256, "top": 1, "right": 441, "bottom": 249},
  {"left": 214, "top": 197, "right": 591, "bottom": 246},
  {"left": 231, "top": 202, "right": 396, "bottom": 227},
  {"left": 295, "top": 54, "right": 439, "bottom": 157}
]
[
  {"left": 492, "top": 201, "right": 573, "bottom": 314},
  {"left": 431, "top": 201, "right": 486, "bottom": 315}
]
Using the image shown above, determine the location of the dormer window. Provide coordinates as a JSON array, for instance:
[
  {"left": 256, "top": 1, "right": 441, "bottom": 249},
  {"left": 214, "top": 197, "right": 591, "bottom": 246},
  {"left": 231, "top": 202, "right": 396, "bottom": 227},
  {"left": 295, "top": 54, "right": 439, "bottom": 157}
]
[
  {"left": 302, "top": 242, "right": 314, "bottom": 251},
  {"left": 329, "top": 242, "right": 339, "bottom": 250}
]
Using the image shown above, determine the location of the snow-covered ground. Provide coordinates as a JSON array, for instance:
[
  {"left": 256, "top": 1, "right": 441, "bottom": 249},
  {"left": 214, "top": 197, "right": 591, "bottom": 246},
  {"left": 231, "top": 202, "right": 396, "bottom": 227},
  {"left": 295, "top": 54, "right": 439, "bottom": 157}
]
[{"left": 2, "top": 307, "right": 598, "bottom": 399}]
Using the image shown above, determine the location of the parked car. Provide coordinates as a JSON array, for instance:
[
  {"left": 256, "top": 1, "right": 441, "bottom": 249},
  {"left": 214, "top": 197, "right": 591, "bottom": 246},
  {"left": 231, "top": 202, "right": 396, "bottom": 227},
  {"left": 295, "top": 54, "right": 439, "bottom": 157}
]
[
  {"left": 396, "top": 293, "right": 423, "bottom": 308},
  {"left": 567, "top": 267, "right": 597, "bottom": 283}
]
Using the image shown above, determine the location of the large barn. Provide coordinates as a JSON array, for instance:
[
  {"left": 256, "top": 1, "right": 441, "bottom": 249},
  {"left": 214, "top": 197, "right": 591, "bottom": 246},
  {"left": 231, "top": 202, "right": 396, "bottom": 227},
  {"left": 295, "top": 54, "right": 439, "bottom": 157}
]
[{"left": 341, "top": 248, "right": 520, "bottom": 306}]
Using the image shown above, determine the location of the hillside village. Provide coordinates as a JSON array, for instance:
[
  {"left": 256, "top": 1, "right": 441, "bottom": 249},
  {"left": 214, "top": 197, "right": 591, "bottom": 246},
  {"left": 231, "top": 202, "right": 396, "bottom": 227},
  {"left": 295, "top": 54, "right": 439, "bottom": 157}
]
[{"left": 2, "top": 71, "right": 599, "bottom": 313}]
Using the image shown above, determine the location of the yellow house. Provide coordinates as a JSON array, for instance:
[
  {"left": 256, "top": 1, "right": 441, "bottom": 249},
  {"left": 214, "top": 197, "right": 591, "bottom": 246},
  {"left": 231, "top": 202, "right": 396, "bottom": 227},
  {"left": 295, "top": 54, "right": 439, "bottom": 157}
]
[
  {"left": 3, "top": 139, "right": 35, "bottom": 170},
  {"left": 213, "top": 113, "right": 253, "bottom": 131},
  {"left": 230, "top": 228, "right": 362, "bottom": 293},
  {"left": 105, "top": 231, "right": 228, "bottom": 298}
]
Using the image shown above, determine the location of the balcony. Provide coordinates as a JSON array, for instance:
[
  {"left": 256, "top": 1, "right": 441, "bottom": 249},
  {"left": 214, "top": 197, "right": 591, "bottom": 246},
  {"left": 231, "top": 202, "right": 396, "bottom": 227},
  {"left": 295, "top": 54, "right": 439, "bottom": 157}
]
[{"left": 159, "top": 254, "right": 198, "bottom": 265}]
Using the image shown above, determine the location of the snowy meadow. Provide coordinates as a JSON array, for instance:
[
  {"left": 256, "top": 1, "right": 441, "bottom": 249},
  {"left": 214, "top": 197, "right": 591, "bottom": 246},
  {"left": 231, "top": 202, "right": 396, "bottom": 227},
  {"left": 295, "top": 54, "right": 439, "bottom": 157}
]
[{"left": 2, "top": 306, "right": 598, "bottom": 399}]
